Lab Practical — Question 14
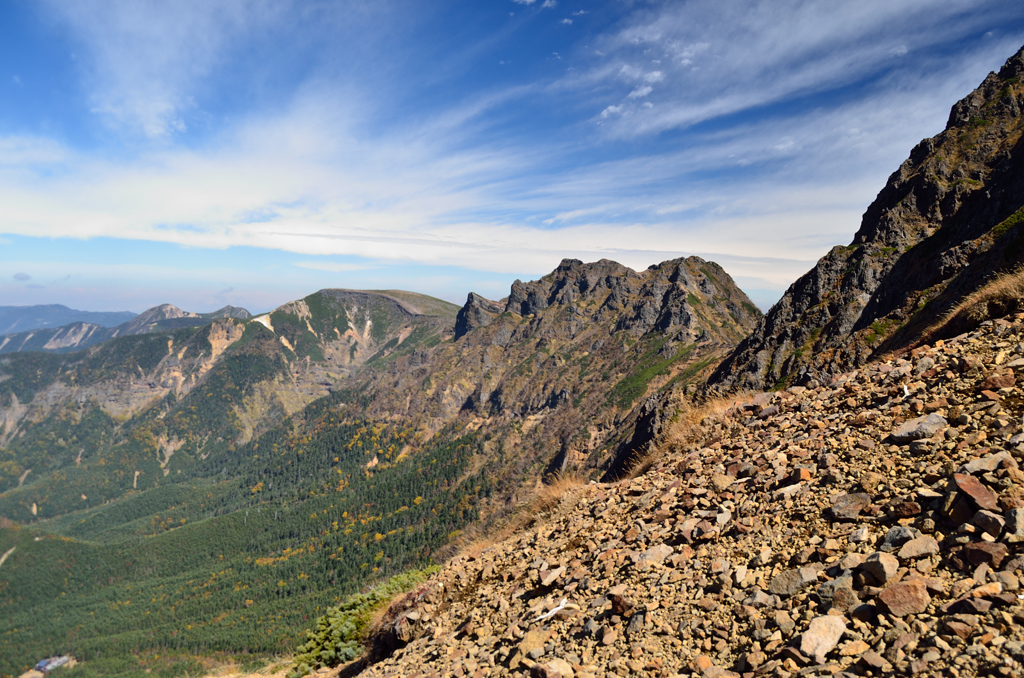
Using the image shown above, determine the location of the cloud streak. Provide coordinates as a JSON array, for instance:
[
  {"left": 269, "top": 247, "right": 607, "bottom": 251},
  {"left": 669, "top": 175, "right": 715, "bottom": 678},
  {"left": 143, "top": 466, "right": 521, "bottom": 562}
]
[
  {"left": 41, "top": 0, "right": 290, "bottom": 137},
  {"left": 573, "top": 0, "right": 1022, "bottom": 138}
]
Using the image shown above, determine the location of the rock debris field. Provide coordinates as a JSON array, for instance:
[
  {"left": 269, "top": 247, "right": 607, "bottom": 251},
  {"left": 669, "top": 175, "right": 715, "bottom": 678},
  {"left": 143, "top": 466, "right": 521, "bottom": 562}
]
[{"left": 353, "top": 314, "right": 1024, "bottom": 678}]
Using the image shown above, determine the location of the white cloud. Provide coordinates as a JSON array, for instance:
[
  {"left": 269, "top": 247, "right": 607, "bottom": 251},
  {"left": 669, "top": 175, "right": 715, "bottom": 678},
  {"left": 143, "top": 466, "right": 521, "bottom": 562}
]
[
  {"left": 628, "top": 85, "right": 653, "bottom": 99},
  {"left": 0, "top": 135, "right": 69, "bottom": 167},
  {"left": 569, "top": 0, "right": 1022, "bottom": 139},
  {"left": 560, "top": 18, "right": 573, "bottom": 25},
  {"left": 40, "top": 0, "right": 288, "bottom": 138},
  {"left": 294, "top": 261, "right": 374, "bottom": 273},
  {"left": 1, "top": 33, "right": 1017, "bottom": 299},
  {"left": 572, "top": 10, "right": 589, "bottom": 16},
  {"left": 542, "top": 0, "right": 557, "bottom": 7},
  {"left": 510, "top": 0, "right": 536, "bottom": 4}
]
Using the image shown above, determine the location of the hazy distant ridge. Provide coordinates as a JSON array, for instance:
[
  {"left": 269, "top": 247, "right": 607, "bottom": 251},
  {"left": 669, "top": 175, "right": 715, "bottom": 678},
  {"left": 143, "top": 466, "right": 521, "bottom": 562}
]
[
  {"left": 0, "top": 304, "right": 136, "bottom": 335},
  {"left": 0, "top": 304, "right": 251, "bottom": 354}
]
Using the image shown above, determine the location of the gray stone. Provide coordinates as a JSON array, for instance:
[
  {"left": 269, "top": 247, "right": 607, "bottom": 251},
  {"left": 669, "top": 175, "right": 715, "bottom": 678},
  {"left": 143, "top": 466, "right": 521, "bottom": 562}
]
[
  {"left": 960, "top": 450, "right": 1019, "bottom": 474},
  {"left": 768, "top": 567, "right": 819, "bottom": 596},
  {"left": 972, "top": 510, "right": 1006, "bottom": 538},
  {"left": 891, "top": 413, "right": 947, "bottom": 443},
  {"left": 1007, "top": 508, "right": 1024, "bottom": 538},
  {"left": 881, "top": 525, "right": 922, "bottom": 552},
  {"left": 898, "top": 536, "right": 940, "bottom": 560},
  {"left": 862, "top": 552, "right": 899, "bottom": 583},
  {"left": 816, "top": 575, "right": 860, "bottom": 612},
  {"left": 743, "top": 589, "right": 773, "bottom": 608},
  {"left": 800, "top": 615, "right": 847, "bottom": 664},
  {"left": 637, "top": 544, "right": 673, "bottom": 568},
  {"left": 849, "top": 525, "right": 870, "bottom": 543},
  {"left": 625, "top": 611, "right": 646, "bottom": 637}
]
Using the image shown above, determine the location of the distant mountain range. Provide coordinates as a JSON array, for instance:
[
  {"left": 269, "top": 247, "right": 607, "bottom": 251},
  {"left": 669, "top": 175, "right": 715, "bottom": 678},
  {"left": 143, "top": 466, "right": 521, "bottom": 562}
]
[
  {"left": 0, "top": 303, "right": 251, "bottom": 354},
  {"left": 0, "top": 304, "right": 137, "bottom": 335}
]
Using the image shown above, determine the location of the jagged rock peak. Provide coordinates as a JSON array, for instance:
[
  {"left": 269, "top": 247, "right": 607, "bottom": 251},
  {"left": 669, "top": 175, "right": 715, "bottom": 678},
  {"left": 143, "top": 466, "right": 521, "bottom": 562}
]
[
  {"left": 453, "top": 293, "right": 504, "bottom": 340},
  {"left": 709, "top": 42, "right": 1024, "bottom": 393},
  {"left": 207, "top": 305, "right": 251, "bottom": 319},
  {"left": 504, "top": 258, "right": 638, "bottom": 317},
  {"left": 134, "top": 304, "right": 197, "bottom": 322},
  {"left": 454, "top": 256, "right": 761, "bottom": 348}
]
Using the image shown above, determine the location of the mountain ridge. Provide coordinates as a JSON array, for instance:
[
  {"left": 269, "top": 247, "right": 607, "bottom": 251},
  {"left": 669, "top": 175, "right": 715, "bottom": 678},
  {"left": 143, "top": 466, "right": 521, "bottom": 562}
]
[
  {"left": 0, "top": 303, "right": 252, "bottom": 355},
  {"left": 9, "top": 41, "right": 1024, "bottom": 678},
  {"left": 709, "top": 44, "right": 1024, "bottom": 393},
  {"left": 0, "top": 304, "right": 137, "bottom": 335}
]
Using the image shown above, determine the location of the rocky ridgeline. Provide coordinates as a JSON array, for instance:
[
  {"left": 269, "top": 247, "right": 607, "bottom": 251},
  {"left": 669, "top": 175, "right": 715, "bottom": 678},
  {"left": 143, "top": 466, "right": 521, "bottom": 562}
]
[
  {"left": 710, "top": 44, "right": 1024, "bottom": 393},
  {"left": 348, "top": 313, "right": 1024, "bottom": 678},
  {"left": 360, "top": 257, "right": 759, "bottom": 481}
]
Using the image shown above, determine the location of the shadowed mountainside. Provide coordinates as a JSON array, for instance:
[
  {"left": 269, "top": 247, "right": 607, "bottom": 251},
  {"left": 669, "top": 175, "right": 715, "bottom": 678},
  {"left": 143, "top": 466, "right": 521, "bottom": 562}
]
[{"left": 710, "top": 45, "right": 1024, "bottom": 392}]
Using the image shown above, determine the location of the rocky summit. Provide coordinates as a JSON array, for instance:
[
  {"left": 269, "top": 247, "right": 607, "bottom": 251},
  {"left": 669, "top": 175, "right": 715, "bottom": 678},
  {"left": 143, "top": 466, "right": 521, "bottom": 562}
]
[
  {"left": 344, "top": 312, "right": 1024, "bottom": 678},
  {"left": 355, "top": 256, "right": 760, "bottom": 482},
  {"left": 710, "top": 45, "right": 1024, "bottom": 393}
]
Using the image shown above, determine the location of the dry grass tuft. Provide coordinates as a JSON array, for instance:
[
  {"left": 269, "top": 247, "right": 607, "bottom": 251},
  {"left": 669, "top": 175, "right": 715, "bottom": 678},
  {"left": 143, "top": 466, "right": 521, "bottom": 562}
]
[
  {"left": 441, "top": 470, "right": 589, "bottom": 563},
  {"left": 924, "top": 265, "right": 1024, "bottom": 342},
  {"left": 626, "top": 393, "right": 750, "bottom": 479},
  {"left": 532, "top": 470, "right": 589, "bottom": 514}
]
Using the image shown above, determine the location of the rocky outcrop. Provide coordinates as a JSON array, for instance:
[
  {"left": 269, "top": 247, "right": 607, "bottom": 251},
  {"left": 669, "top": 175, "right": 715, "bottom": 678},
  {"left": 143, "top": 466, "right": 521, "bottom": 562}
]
[
  {"left": 710, "top": 44, "right": 1024, "bottom": 392},
  {"left": 504, "top": 259, "right": 638, "bottom": 317},
  {"left": 351, "top": 312, "right": 1024, "bottom": 678},
  {"left": 454, "top": 293, "right": 504, "bottom": 340},
  {"left": 362, "top": 257, "right": 760, "bottom": 482},
  {"left": 206, "top": 305, "right": 251, "bottom": 320}
]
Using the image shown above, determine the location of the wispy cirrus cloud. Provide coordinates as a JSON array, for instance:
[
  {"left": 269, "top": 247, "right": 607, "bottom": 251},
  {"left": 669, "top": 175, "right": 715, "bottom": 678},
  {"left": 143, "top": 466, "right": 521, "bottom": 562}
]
[
  {"left": 572, "top": 0, "right": 1023, "bottom": 138},
  {"left": 40, "top": 0, "right": 293, "bottom": 137},
  {"left": 294, "top": 261, "right": 375, "bottom": 273}
]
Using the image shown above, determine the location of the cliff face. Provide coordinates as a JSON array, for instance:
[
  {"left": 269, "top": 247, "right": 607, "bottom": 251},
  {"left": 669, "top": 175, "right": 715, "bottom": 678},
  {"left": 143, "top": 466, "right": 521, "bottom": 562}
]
[{"left": 710, "top": 45, "right": 1024, "bottom": 392}]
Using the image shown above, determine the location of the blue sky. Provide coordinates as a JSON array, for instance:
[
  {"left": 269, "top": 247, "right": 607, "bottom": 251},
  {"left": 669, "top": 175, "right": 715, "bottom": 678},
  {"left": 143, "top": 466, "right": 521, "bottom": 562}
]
[{"left": 1, "top": 0, "right": 1023, "bottom": 314}]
